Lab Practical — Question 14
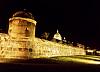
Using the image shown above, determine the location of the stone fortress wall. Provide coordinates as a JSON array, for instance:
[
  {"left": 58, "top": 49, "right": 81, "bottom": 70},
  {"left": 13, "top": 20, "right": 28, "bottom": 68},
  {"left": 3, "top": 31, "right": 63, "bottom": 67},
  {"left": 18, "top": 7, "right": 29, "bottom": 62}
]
[
  {"left": 0, "top": 11, "right": 86, "bottom": 59},
  {"left": 0, "top": 35, "right": 86, "bottom": 58},
  {"left": 32, "top": 38, "right": 86, "bottom": 58}
]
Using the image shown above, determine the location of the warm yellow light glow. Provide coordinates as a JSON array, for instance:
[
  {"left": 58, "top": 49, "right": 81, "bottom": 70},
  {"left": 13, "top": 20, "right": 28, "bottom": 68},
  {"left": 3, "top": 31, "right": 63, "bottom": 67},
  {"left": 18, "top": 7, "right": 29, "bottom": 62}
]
[
  {"left": 51, "top": 56, "right": 100, "bottom": 64},
  {"left": 87, "top": 49, "right": 94, "bottom": 52},
  {"left": 9, "top": 17, "right": 37, "bottom": 25},
  {"left": 33, "top": 38, "right": 85, "bottom": 58},
  {"left": 0, "top": 11, "right": 86, "bottom": 60},
  {"left": 96, "top": 51, "right": 100, "bottom": 53},
  {"left": 53, "top": 29, "right": 62, "bottom": 40}
]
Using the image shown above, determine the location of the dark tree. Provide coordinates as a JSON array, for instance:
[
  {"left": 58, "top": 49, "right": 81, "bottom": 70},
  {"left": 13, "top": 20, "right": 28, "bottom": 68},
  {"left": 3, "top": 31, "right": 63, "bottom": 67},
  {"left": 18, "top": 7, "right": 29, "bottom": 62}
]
[{"left": 40, "top": 32, "right": 50, "bottom": 40}]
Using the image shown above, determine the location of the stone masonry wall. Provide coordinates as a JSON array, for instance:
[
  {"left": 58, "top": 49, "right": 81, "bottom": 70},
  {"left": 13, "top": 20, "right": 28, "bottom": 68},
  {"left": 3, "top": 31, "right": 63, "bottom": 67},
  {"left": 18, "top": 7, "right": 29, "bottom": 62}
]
[{"left": 32, "top": 38, "right": 86, "bottom": 58}]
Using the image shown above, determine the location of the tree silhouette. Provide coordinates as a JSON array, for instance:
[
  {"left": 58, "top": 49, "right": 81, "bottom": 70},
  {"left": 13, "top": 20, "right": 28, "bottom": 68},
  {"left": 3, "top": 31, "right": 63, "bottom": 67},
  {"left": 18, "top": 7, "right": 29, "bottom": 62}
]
[{"left": 40, "top": 32, "right": 50, "bottom": 40}]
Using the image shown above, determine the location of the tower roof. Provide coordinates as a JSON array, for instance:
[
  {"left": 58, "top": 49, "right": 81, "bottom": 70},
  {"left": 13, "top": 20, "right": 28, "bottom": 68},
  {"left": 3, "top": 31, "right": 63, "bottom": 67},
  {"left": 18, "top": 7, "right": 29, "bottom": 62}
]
[
  {"left": 12, "top": 10, "right": 34, "bottom": 19},
  {"left": 9, "top": 10, "right": 37, "bottom": 25}
]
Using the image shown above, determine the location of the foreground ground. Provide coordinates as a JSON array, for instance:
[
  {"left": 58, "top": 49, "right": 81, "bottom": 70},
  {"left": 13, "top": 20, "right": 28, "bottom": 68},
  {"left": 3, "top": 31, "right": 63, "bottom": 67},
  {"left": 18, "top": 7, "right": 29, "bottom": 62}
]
[{"left": 0, "top": 55, "right": 100, "bottom": 72}]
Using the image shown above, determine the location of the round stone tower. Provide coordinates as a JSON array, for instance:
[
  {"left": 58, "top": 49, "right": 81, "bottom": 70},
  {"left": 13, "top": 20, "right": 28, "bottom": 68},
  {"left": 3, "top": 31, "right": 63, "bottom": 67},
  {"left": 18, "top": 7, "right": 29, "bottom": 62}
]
[{"left": 8, "top": 10, "right": 37, "bottom": 59}]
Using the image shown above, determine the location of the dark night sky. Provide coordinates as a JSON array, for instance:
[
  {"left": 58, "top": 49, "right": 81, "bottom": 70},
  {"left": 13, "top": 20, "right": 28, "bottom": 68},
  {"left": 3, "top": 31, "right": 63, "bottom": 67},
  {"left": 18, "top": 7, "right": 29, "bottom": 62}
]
[{"left": 0, "top": 0, "right": 99, "bottom": 49}]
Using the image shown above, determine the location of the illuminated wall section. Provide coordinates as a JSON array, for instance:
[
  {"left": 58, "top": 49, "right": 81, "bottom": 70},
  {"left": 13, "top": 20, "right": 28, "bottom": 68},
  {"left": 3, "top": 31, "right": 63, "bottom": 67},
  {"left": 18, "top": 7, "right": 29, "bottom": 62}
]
[
  {"left": 31, "top": 38, "right": 86, "bottom": 58},
  {"left": 0, "top": 11, "right": 86, "bottom": 60},
  {"left": 0, "top": 31, "right": 85, "bottom": 59}
]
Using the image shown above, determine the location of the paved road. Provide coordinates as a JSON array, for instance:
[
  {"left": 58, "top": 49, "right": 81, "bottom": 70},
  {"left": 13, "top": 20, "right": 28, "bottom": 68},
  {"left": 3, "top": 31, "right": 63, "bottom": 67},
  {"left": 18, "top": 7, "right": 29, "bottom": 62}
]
[{"left": 0, "top": 55, "right": 100, "bottom": 72}]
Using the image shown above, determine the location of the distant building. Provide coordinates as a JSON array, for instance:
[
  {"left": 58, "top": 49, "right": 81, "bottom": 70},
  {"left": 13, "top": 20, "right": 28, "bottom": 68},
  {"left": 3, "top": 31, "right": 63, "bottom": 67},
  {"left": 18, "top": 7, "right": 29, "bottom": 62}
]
[
  {"left": 53, "top": 29, "right": 62, "bottom": 40},
  {"left": 52, "top": 29, "right": 62, "bottom": 43}
]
